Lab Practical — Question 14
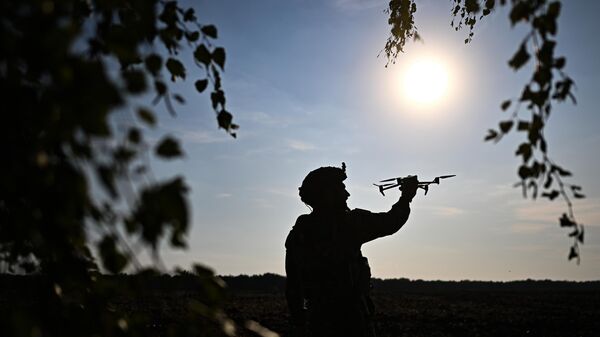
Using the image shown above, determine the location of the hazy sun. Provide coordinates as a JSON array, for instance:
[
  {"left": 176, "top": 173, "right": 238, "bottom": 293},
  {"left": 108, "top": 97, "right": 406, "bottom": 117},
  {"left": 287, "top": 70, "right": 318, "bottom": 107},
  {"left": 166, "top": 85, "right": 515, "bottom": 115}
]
[{"left": 403, "top": 58, "right": 449, "bottom": 105}]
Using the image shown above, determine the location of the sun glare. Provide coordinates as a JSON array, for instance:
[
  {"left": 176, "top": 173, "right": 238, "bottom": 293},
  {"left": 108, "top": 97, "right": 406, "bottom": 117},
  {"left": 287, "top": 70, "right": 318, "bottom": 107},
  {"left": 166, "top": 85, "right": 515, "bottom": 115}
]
[{"left": 403, "top": 58, "right": 449, "bottom": 106}]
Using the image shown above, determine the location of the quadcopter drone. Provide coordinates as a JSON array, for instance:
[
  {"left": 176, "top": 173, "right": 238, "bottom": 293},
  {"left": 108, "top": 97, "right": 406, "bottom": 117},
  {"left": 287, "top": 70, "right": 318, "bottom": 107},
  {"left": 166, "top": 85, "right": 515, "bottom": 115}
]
[{"left": 374, "top": 175, "right": 456, "bottom": 196}]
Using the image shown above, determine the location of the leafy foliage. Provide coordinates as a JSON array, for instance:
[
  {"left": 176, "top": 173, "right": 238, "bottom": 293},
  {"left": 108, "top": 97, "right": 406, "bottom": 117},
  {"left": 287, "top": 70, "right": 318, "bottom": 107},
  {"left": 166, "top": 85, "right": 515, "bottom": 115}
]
[
  {"left": 383, "top": 0, "right": 584, "bottom": 262},
  {"left": 383, "top": 0, "right": 421, "bottom": 65},
  {"left": 0, "top": 0, "right": 245, "bottom": 336}
]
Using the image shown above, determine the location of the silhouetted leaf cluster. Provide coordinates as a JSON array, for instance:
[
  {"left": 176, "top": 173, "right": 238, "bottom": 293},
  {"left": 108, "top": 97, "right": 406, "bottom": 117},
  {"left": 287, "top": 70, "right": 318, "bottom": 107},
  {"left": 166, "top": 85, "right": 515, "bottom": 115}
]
[
  {"left": 383, "top": 0, "right": 585, "bottom": 262},
  {"left": 0, "top": 1, "right": 245, "bottom": 336},
  {"left": 383, "top": 0, "right": 421, "bottom": 65},
  {"left": 450, "top": 0, "right": 497, "bottom": 43}
]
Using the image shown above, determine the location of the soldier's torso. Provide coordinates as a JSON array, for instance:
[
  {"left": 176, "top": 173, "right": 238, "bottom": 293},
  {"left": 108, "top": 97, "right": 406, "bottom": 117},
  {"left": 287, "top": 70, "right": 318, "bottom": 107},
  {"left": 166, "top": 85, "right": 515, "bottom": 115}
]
[
  {"left": 292, "top": 212, "right": 371, "bottom": 300},
  {"left": 290, "top": 212, "right": 376, "bottom": 337}
]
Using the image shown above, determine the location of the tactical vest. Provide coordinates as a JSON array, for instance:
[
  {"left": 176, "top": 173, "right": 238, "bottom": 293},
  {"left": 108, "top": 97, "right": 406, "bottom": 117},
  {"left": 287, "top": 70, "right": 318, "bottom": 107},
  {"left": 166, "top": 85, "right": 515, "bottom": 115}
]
[{"left": 295, "top": 213, "right": 372, "bottom": 301}]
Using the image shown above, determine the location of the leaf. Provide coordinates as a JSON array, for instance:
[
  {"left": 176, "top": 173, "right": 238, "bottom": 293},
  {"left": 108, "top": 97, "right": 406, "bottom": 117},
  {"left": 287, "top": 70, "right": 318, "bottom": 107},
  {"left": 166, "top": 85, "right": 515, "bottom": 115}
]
[
  {"left": 128, "top": 128, "right": 141, "bottom": 144},
  {"left": 541, "top": 190, "right": 559, "bottom": 201},
  {"left": 137, "top": 108, "right": 156, "bottom": 127},
  {"left": 543, "top": 174, "right": 553, "bottom": 189},
  {"left": 186, "top": 31, "right": 200, "bottom": 42},
  {"left": 547, "top": 1, "right": 561, "bottom": 18},
  {"left": 201, "top": 25, "right": 218, "bottom": 38},
  {"left": 484, "top": 129, "right": 498, "bottom": 141},
  {"left": 166, "top": 58, "right": 186, "bottom": 81},
  {"left": 155, "top": 80, "right": 167, "bottom": 95},
  {"left": 510, "top": 2, "right": 530, "bottom": 25},
  {"left": 501, "top": 100, "right": 511, "bottom": 111},
  {"left": 554, "top": 57, "right": 565, "bottom": 69},
  {"left": 98, "top": 235, "right": 128, "bottom": 274},
  {"left": 540, "top": 138, "right": 547, "bottom": 153},
  {"left": 518, "top": 165, "right": 531, "bottom": 179},
  {"left": 145, "top": 54, "right": 162, "bottom": 76},
  {"left": 559, "top": 213, "right": 575, "bottom": 227},
  {"left": 533, "top": 67, "right": 552, "bottom": 87},
  {"left": 568, "top": 246, "right": 578, "bottom": 260},
  {"left": 499, "top": 120, "right": 513, "bottom": 133},
  {"left": 553, "top": 78, "right": 575, "bottom": 102},
  {"left": 465, "top": 0, "right": 480, "bottom": 13},
  {"left": 578, "top": 225, "right": 584, "bottom": 243},
  {"left": 217, "top": 110, "right": 233, "bottom": 130},
  {"left": 508, "top": 43, "right": 530, "bottom": 70},
  {"left": 194, "top": 44, "right": 211, "bottom": 65},
  {"left": 130, "top": 177, "right": 189, "bottom": 249},
  {"left": 515, "top": 143, "right": 532, "bottom": 162},
  {"left": 195, "top": 79, "right": 208, "bottom": 93},
  {"left": 183, "top": 8, "right": 196, "bottom": 22},
  {"left": 212, "top": 47, "right": 226, "bottom": 69},
  {"left": 538, "top": 40, "right": 556, "bottom": 66},
  {"left": 173, "top": 94, "right": 185, "bottom": 104},
  {"left": 156, "top": 137, "right": 183, "bottom": 159},
  {"left": 123, "top": 70, "right": 147, "bottom": 93},
  {"left": 211, "top": 90, "right": 226, "bottom": 110},
  {"left": 551, "top": 164, "right": 571, "bottom": 177},
  {"left": 574, "top": 192, "right": 585, "bottom": 199},
  {"left": 517, "top": 120, "right": 530, "bottom": 131}
]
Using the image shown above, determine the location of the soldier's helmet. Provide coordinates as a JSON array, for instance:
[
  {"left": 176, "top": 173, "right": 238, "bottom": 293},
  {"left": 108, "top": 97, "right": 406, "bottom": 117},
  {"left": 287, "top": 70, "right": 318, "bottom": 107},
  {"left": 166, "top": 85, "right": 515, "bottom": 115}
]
[{"left": 299, "top": 163, "right": 346, "bottom": 208}]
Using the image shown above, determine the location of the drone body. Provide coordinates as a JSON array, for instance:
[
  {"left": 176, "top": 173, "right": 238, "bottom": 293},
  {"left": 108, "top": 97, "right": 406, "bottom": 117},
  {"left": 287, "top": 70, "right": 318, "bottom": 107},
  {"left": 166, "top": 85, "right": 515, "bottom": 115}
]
[{"left": 374, "top": 175, "right": 456, "bottom": 196}]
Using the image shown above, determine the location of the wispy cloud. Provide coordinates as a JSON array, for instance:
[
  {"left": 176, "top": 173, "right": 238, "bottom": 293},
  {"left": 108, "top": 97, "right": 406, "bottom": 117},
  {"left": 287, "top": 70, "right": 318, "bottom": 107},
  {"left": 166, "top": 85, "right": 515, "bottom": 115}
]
[
  {"left": 514, "top": 198, "right": 600, "bottom": 227},
  {"left": 241, "top": 111, "right": 295, "bottom": 128},
  {"left": 508, "top": 198, "right": 600, "bottom": 236},
  {"left": 507, "top": 244, "right": 556, "bottom": 252},
  {"left": 177, "top": 129, "right": 231, "bottom": 144},
  {"left": 414, "top": 205, "right": 466, "bottom": 217},
  {"left": 509, "top": 222, "right": 550, "bottom": 234},
  {"left": 515, "top": 202, "right": 562, "bottom": 224},
  {"left": 486, "top": 183, "right": 519, "bottom": 198},
  {"left": 434, "top": 206, "right": 465, "bottom": 217},
  {"left": 265, "top": 188, "right": 298, "bottom": 199},
  {"left": 252, "top": 198, "right": 274, "bottom": 209},
  {"left": 216, "top": 193, "right": 232, "bottom": 199},
  {"left": 287, "top": 139, "right": 315, "bottom": 151}
]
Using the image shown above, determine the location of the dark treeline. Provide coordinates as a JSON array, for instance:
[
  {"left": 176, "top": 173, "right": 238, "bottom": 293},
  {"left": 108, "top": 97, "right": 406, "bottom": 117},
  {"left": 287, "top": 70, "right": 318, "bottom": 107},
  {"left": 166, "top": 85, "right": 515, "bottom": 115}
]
[
  {"left": 2, "top": 273, "right": 599, "bottom": 294},
  {"left": 219, "top": 274, "right": 600, "bottom": 293},
  {"left": 370, "top": 278, "right": 600, "bottom": 292}
]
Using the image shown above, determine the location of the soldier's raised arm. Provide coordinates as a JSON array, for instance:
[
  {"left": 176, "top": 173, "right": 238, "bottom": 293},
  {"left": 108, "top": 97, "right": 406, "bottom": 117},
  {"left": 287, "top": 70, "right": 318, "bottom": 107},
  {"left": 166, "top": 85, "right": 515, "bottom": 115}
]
[{"left": 351, "top": 176, "right": 419, "bottom": 245}]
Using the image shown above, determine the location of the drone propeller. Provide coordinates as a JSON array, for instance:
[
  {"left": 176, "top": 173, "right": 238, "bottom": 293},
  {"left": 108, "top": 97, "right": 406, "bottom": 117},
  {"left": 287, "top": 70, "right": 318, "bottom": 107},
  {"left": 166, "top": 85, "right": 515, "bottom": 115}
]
[{"left": 374, "top": 182, "right": 396, "bottom": 187}]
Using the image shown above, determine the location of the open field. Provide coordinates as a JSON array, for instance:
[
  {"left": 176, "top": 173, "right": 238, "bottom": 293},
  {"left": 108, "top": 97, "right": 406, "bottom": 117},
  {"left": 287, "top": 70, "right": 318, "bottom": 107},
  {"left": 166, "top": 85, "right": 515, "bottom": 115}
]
[
  {"left": 1, "top": 275, "right": 599, "bottom": 337},
  {"left": 226, "top": 290, "right": 600, "bottom": 337}
]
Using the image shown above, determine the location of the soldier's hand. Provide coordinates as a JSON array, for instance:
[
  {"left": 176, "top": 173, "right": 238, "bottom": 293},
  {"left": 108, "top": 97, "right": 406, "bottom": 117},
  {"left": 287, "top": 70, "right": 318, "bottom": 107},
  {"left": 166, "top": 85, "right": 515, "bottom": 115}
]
[{"left": 400, "top": 175, "right": 418, "bottom": 202}]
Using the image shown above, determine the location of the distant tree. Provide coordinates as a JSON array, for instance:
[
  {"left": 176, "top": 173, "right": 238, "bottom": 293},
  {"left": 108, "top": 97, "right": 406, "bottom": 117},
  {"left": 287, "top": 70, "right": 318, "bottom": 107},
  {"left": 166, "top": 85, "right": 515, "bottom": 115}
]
[
  {"left": 0, "top": 0, "right": 243, "bottom": 336},
  {"left": 383, "top": 0, "right": 585, "bottom": 262}
]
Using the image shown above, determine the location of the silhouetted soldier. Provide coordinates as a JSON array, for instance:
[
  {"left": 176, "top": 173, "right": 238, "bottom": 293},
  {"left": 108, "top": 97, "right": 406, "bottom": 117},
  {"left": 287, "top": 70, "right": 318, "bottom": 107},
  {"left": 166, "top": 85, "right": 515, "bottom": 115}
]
[{"left": 285, "top": 164, "right": 418, "bottom": 337}]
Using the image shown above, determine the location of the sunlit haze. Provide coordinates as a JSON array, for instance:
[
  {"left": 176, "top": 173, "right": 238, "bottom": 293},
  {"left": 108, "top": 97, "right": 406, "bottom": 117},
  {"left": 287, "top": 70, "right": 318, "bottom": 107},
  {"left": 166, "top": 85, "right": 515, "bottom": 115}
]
[{"left": 403, "top": 58, "right": 449, "bottom": 105}]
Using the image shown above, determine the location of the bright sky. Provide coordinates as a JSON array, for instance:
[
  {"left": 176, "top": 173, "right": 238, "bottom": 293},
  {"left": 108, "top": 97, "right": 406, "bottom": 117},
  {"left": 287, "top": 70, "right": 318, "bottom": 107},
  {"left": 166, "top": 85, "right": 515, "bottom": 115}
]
[{"left": 148, "top": 0, "right": 600, "bottom": 281}]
